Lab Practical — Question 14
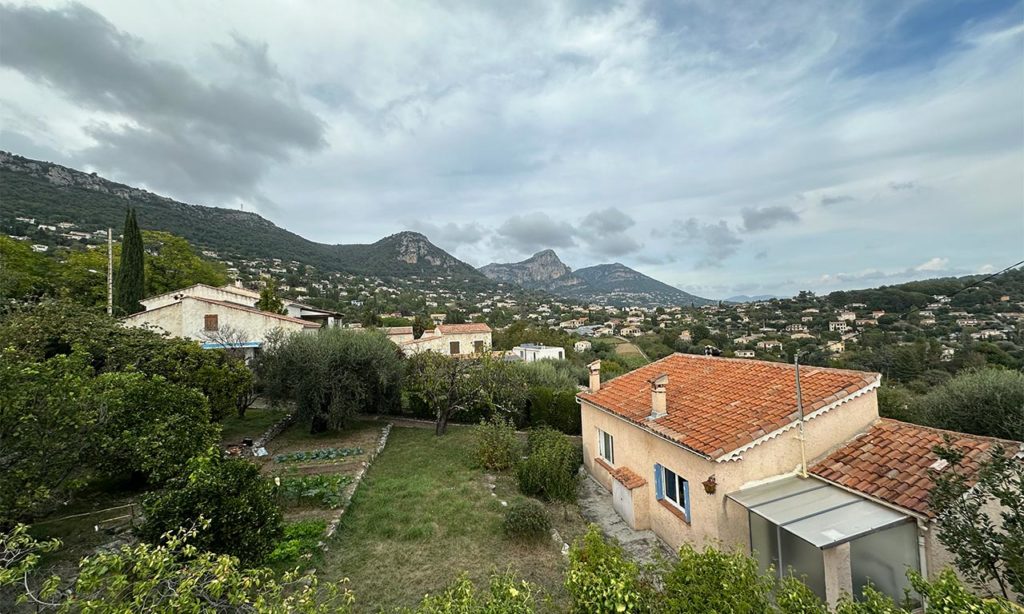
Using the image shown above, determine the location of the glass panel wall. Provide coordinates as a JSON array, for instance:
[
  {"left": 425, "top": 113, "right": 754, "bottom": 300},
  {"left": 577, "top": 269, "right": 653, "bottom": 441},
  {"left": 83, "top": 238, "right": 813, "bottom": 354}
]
[
  {"left": 780, "top": 529, "right": 826, "bottom": 601},
  {"left": 850, "top": 521, "right": 920, "bottom": 604}
]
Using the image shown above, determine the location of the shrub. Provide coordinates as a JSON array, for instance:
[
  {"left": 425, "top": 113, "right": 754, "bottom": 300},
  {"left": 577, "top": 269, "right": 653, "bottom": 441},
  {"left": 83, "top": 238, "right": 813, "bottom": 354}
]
[
  {"left": 776, "top": 574, "right": 828, "bottom": 613},
  {"left": 412, "top": 570, "right": 538, "bottom": 613},
  {"left": 139, "top": 452, "right": 282, "bottom": 566},
  {"left": 515, "top": 428, "right": 582, "bottom": 503},
  {"left": 503, "top": 499, "right": 551, "bottom": 542},
  {"left": 565, "top": 525, "right": 651, "bottom": 614},
  {"left": 267, "top": 519, "right": 326, "bottom": 564},
  {"left": 526, "top": 387, "right": 582, "bottom": 435},
  {"left": 474, "top": 416, "right": 520, "bottom": 471},
  {"left": 662, "top": 542, "right": 775, "bottom": 613}
]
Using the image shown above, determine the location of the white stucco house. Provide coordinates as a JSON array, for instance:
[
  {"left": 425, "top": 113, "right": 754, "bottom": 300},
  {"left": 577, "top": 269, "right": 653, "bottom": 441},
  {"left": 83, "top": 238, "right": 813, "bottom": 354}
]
[
  {"left": 398, "top": 323, "right": 492, "bottom": 357},
  {"left": 512, "top": 343, "right": 566, "bottom": 362}
]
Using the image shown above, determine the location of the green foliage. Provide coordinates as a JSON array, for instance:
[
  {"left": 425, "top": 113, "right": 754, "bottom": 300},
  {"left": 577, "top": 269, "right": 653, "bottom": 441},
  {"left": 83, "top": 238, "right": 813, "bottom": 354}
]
[
  {"left": 565, "top": 525, "right": 651, "bottom": 614},
  {"left": 409, "top": 570, "right": 539, "bottom": 613},
  {"left": 258, "top": 278, "right": 287, "bottom": 314},
  {"left": 276, "top": 474, "right": 354, "bottom": 509},
  {"left": 929, "top": 441, "right": 1023, "bottom": 600},
  {"left": 515, "top": 428, "right": 582, "bottom": 503},
  {"left": 406, "top": 351, "right": 529, "bottom": 435},
  {"left": 474, "top": 416, "right": 521, "bottom": 471},
  {"left": 268, "top": 519, "right": 327, "bottom": 565},
  {"left": 140, "top": 452, "right": 283, "bottom": 566},
  {"left": 90, "top": 371, "right": 219, "bottom": 483},
  {"left": 142, "top": 230, "right": 227, "bottom": 294},
  {"left": 502, "top": 499, "right": 551, "bottom": 543},
  {"left": 775, "top": 574, "right": 830, "bottom": 613},
  {"left": 113, "top": 207, "right": 145, "bottom": 315},
  {"left": 1, "top": 522, "right": 353, "bottom": 612},
  {"left": 908, "top": 568, "right": 1017, "bottom": 613},
  {"left": 662, "top": 542, "right": 775, "bottom": 613},
  {"left": 913, "top": 368, "right": 1024, "bottom": 441},
  {"left": 274, "top": 447, "right": 364, "bottom": 463},
  {"left": 0, "top": 235, "right": 54, "bottom": 300},
  {"left": 526, "top": 386, "right": 582, "bottom": 435},
  {"left": 0, "top": 301, "right": 253, "bottom": 420},
  {"left": 258, "top": 327, "right": 403, "bottom": 432},
  {"left": 0, "top": 349, "right": 96, "bottom": 524}
]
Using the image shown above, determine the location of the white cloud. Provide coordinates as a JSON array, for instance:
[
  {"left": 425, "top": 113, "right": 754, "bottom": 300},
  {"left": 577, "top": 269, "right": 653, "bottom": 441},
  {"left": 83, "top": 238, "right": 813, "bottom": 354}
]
[{"left": 915, "top": 257, "right": 950, "bottom": 272}]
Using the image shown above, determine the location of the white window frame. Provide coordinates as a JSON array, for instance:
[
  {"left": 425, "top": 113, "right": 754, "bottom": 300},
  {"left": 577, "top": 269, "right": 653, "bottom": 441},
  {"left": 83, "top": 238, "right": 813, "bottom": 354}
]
[
  {"left": 659, "top": 465, "right": 690, "bottom": 521},
  {"left": 598, "top": 428, "right": 614, "bottom": 465}
]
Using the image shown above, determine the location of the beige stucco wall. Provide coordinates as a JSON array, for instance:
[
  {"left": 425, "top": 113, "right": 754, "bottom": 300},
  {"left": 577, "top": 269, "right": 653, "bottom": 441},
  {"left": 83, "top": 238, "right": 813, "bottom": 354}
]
[
  {"left": 400, "top": 331, "right": 492, "bottom": 356},
  {"left": 125, "top": 298, "right": 311, "bottom": 343},
  {"left": 580, "top": 387, "right": 880, "bottom": 553}
]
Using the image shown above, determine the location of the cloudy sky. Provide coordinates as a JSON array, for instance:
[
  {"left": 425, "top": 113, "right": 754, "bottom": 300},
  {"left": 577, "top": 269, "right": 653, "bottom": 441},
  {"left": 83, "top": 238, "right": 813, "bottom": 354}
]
[{"left": 2, "top": 0, "right": 1022, "bottom": 299}]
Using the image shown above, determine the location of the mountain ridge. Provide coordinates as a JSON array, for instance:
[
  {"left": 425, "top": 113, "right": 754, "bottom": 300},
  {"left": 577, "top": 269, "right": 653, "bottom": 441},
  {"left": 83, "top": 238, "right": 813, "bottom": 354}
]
[
  {"left": 0, "top": 151, "right": 486, "bottom": 282},
  {"left": 478, "top": 250, "right": 714, "bottom": 307}
]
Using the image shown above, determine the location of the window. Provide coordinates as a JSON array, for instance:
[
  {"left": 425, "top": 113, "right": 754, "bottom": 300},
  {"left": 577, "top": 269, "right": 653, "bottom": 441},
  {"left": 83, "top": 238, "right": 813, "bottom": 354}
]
[
  {"left": 655, "top": 464, "right": 690, "bottom": 521},
  {"left": 598, "top": 429, "right": 614, "bottom": 464},
  {"left": 449, "top": 341, "right": 461, "bottom": 355},
  {"left": 204, "top": 314, "right": 219, "bottom": 331},
  {"left": 473, "top": 340, "right": 484, "bottom": 354}
]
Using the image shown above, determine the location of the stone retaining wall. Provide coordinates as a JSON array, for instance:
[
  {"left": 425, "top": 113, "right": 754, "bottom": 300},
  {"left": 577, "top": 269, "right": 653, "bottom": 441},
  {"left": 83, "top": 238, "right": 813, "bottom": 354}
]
[{"left": 322, "top": 422, "right": 393, "bottom": 545}]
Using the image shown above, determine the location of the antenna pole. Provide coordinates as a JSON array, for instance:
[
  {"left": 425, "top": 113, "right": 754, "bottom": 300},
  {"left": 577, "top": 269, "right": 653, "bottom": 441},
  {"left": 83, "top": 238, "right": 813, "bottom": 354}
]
[
  {"left": 795, "top": 353, "right": 808, "bottom": 478},
  {"left": 107, "top": 228, "right": 113, "bottom": 316}
]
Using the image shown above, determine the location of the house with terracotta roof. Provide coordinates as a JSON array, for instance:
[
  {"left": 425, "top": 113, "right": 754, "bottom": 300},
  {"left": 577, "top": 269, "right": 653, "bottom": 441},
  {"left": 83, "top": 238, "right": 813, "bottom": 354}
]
[
  {"left": 577, "top": 353, "right": 1022, "bottom": 607},
  {"left": 397, "top": 323, "right": 492, "bottom": 357}
]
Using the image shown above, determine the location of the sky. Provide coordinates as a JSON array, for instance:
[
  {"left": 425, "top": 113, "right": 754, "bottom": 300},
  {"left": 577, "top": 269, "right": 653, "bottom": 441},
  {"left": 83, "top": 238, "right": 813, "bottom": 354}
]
[{"left": 1, "top": 0, "right": 1022, "bottom": 299}]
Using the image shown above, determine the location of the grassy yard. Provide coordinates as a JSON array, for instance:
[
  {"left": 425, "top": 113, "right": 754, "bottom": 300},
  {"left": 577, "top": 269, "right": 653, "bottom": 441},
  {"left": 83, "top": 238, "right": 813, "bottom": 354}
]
[
  {"left": 321, "top": 425, "right": 588, "bottom": 612},
  {"left": 219, "top": 403, "right": 288, "bottom": 444}
]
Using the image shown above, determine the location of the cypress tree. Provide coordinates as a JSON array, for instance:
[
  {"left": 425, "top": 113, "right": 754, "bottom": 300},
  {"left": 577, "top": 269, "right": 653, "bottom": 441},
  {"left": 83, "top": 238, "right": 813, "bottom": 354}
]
[{"left": 114, "top": 208, "right": 145, "bottom": 315}]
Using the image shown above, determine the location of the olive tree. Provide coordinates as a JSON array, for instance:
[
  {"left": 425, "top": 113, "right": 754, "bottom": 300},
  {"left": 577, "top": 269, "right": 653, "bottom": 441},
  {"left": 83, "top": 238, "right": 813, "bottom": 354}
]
[{"left": 258, "top": 327, "right": 403, "bottom": 432}]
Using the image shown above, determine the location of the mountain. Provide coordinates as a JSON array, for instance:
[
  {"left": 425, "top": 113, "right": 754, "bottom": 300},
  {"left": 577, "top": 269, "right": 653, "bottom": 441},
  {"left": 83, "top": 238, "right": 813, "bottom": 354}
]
[
  {"left": 0, "top": 152, "right": 486, "bottom": 282},
  {"left": 725, "top": 294, "right": 783, "bottom": 303},
  {"left": 572, "top": 263, "right": 713, "bottom": 306},
  {"left": 479, "top": 250, "right": 578, "bottom": 289},
  {"left": 479, "top": 250, "right": 714, "bottom": 307}
]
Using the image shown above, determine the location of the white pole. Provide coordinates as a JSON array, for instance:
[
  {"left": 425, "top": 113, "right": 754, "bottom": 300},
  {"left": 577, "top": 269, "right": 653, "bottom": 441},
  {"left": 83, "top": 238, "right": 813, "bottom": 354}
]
[
  {"left": 795, "top": 353, "right": 808, "bottom": 478},
  {"left": 107, "top": 228, "right": 113, "bottom": 316}
]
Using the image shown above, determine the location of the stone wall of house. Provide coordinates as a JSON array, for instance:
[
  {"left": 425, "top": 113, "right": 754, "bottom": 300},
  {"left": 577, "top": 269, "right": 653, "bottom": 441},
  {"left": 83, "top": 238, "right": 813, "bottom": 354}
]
[
  {"left": 125, "top": 298, "right": 312, "bottom": 343},
  {"left": 401, "top": 331, "right": 492, "bottom": 356},
  {"left": 143, "top": 284, "right": 257, "bottom": 310}
]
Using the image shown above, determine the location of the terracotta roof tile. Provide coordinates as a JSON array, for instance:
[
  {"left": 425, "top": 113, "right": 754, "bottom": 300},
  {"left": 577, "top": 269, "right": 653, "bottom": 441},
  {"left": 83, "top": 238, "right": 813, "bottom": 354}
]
[
  {"left": 810, "top": 419, "right": 1022, "bottom": 517},
  {"left": 578, "top": 353, "right": 879, "bottom": 460},
  {"left": 610, "top": 466, "right": 647, "bottom": 490}
]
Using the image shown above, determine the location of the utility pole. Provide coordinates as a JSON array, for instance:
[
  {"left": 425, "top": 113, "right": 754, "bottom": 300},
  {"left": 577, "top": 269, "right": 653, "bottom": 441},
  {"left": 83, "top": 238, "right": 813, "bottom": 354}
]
[
  {"left": 794, "top": 352, "right": 808, "bottom": 478},
  {"left": 106, "top": 228, "right": 113, "bottom": 316}
]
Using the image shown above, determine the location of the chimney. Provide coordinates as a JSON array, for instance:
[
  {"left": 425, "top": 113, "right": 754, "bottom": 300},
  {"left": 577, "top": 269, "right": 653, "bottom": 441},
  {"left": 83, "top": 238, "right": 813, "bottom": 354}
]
[
  {"left": 588, "top": 360, "right": 601, "bottom": 392},
  {"left": 648, "top": 374, "right": 668, "bottom": 420}
]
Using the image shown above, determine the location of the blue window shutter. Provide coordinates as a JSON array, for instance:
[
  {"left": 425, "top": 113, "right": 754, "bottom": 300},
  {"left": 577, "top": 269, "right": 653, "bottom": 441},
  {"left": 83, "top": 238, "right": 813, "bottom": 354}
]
[
  {"left": 682, "top": 479, "right": 691, "bottom": 522},
  {"left": 654, "top": 464, "right": 664, "bottom": 500}
]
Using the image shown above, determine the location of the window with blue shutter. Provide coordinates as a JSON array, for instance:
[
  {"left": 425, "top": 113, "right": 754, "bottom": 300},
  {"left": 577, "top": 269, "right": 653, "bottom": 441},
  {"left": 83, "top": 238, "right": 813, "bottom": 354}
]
[{"left": 656, "top": 464, "right": 691, "bottom": 522}]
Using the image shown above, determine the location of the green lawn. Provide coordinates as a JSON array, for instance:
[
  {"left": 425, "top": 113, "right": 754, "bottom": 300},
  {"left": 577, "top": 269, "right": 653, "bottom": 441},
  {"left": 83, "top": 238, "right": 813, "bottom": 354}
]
[
  {"left": 321, "top": 426, "right": 588, "bottom": 612},
  {"left": 220, "top": 404, "right": 288, "bottom": 444}
]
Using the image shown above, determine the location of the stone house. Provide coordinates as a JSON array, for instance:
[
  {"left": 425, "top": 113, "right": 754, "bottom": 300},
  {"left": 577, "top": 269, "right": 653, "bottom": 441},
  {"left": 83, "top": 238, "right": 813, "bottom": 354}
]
[
  {"left": 577, "top": 354, "right": 1021, "bottom": 607},
  {"left": 399, "top": 323, "right": 492, "bottom": 356}
]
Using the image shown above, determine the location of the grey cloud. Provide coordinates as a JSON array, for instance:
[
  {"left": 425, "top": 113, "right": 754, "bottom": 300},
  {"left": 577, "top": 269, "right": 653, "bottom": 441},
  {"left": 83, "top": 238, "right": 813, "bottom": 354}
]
[
  {"left": 578, "top": 207, "right": 641, "bottom": 258},
  {"left": 495, "top": 212, "right": 577, "bottom": 254},
  {"left": 741, "top": 205, "right": 799, "bottom": 231},
  {"left": 888, "top": 181, "right": 916, "bottom": 191},
  {"left": 0, "top": 3, "right": 324, "bottom": 204},
  {"left": 407, "top": 220, "right": 487, "bottom": 251},
  {"left": 755, "top": 249, "right": 769, "bottom": 260},
  {"left": 820, "top": 194, "right": 856, "bottom": 206},
  {"left": 673, "top": 218, "right": 742, "bottom": 268},
  {"left": 581, "top": 207, "right": 636, "bottom": 235}
]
